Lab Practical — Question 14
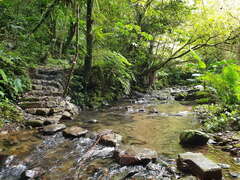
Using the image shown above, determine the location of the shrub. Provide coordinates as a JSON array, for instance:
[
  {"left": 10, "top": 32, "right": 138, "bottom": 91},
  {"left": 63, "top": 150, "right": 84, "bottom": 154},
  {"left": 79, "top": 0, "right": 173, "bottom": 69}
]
[
  {"left": 0, "top": 49, "right": 30, "bottom": 100},
  {"left": 71, "top": 49, "right": 135, "bottom": 108},
  {"left": 201, "top": 63, "right": 240, "bottom": 104}
]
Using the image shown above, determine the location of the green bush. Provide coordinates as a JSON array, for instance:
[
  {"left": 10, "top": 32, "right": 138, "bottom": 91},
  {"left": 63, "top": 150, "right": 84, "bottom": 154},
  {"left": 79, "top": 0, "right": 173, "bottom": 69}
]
[
  {"left": 201, "top": 63, "right": 240, "bottom": 104},
  {"left": 71, "top": 49, "right": 135, "bottom": 108},
  {"left": 194, "top": 104, "right": 240, "bottom": 132},
  {"left": 0, "top": 48, "right": 31, "bottom": 100}
]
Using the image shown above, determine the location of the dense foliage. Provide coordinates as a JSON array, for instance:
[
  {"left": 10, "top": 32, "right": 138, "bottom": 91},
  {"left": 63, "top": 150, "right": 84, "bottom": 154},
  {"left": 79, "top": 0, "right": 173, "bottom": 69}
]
[{"left": 0, "top": 0, "right": 240, "bottom": 128}]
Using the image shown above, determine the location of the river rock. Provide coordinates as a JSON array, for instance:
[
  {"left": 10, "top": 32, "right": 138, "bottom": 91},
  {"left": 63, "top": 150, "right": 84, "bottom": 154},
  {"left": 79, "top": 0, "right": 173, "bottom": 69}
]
[
  {"left": 23, "top": 167, "right": 45, "bottom": 179},
  {"left": 87, "top": 119, "right": 98, "bottom": 123},
  {"left": 61, "top": 111, "right": 72, "bottom": 120},
  {"left": 229, "top": 172, "right": 240, "bottom": 178},
  {"left": 234, "top": 157, "right": 240, "bottom": 164},
  {"left": 64, "top": 101, "right": 79, "bottom": 115},
  {"left": 114, "top": 146, "right": 158, "bottom": 166},
  {"left": 180, "top": 130, "right": 209, "bottom": 146},
  {"left": 177, "top": 152, "right": 222, "bottom": 180},
  {"left": 25, "top": 120, "right": 44, "bottom": 127},
  {"left": 180, "top": 176, "right": 198, "bottom": 180},
  {"left": 63, "top": 126, "right": 88, "bottom": 138},
  {"left": 99, "top": 132, "right": 122, "bottom": 147},
  {"left": 217, "top": 163, "right": 230, "bottom": 169},
  {"left": 43, "top": 124, "right": 66, "bottom": 135}
]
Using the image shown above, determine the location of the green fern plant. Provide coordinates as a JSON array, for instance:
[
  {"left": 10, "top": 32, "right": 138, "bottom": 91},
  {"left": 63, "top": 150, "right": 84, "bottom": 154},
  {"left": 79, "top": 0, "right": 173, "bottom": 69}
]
[{"left": 201, "top": 63, "right": 240, "bottom": 104}]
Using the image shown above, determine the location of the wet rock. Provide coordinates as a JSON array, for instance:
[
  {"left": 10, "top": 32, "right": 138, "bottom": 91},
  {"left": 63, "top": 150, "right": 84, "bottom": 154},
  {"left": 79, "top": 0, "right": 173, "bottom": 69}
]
[
  {"left": 99, "top": 132, "right": 122, "bottom": 147},
  {"left": 180, "top": 176, "right": 198, "bottom": 180},
  {"left": 229, "top": 172, "right": 240, "bottom": 178},
  {"left": 25, "top": 108, "right": 51, "bottom": 116},
  {"left": 0, "top": 154, "right": 8, "bottom": 167},
  {"left": 149, "top": 108, "right": 159, "bottom": 113},
  {"left": 125, "top": 106, "right": 134, "bottom": 113},
  {"left": 87, "top": 119, "right": 98, "bottom": 123},
  {"left": 61, "top": 111, "right": 72, "bottom": 120},
  {"left": 230, "top": 147, "right": 240, "bottom": 156},
  {"left": 1, "top": 164, "right": 27, "bottom": 179},
  {"left": 64, "top": 101, "right": 79, "bottom": 116},
  {"left": 92, "top": 147, "right": 115, "bottom": 158},
  {"left": 217, "top": 163, "right": 230, "bottom": 169},
  {"left": 44, "top": 115, "right": 62, "bottom": 125},
  {"left": 177, "top": 152, "right": 222, "bottom": 180},
  {"left": 180, "top": 130, "right": 209, "bottom": 146},
  {"left": 43, "top": 124, "right": 66, "bottom": 135},
  {"left": 114, "top": 146, "right": 157, "bottom": 166},
  {"left": 234, "top": 157, "right": 240, "bottom": 164},
  {"left": 23, "top": 167, "right": 45, "bottom": 179},
  {"left": 25, "top": 120, "right": 44, "bottom": 127},
  {"left": 138, "top": 108, "right": 145, "bottom": 112},
  {"left": 63, "top": 126, "right": 88, "bottom": 138}
]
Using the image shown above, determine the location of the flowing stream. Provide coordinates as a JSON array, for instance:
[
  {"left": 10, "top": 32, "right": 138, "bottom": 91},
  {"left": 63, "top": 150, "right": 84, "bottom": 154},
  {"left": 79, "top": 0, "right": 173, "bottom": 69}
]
[{"left": 0, "top": 90, "right": 239, "bottom": 179}]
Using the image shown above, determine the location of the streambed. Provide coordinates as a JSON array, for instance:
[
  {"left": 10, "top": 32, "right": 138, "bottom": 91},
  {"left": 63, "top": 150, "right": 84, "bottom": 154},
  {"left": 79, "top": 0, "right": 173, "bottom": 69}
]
[{"left": 0, "top": 90, "right": 239, "bottom": 179}]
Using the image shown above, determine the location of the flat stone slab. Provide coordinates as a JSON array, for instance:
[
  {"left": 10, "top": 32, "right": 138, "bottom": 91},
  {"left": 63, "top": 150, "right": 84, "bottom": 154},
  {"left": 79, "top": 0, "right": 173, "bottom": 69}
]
[
  {"left": 63, "top": 126, "right": 88, "bottom": 138},
  {"left": 177, "top": 152, "right": 222, "bottom": 180},
  {"left": 43, "top": 124, "right": 66, "bottom": 135},
  {"left": 114, "top": 146, "right": 157, "bottom": 166}
]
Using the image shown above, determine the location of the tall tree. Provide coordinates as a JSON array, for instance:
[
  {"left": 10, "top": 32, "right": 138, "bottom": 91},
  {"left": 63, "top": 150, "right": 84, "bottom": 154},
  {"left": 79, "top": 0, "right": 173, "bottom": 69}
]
[{"left": 84, "top": 0, "right": 94, "bottom": 85}]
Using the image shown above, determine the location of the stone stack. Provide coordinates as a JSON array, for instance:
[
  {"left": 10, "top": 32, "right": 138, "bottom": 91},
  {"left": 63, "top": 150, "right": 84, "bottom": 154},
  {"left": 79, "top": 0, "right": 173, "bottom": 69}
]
[{"left": 18, "top": 67, "right": 79, "bottom": 127}]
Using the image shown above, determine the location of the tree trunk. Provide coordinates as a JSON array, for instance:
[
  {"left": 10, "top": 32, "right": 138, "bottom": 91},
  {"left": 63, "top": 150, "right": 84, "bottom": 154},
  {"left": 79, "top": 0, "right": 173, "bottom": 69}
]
[
  {"left": 62, "top": 21, "right": 77, "bottom": 54},
  {"left": 84, "top": 0, "right": 94, "bottom": 85}
]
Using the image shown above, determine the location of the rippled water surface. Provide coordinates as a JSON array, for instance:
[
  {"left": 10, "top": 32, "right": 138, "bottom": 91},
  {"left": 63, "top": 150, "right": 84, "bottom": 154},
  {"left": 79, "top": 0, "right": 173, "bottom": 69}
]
[
  {"left": 68, "top": 101, "right": 198, "bottom": 157},
  {"left": 0, "top": 96, "right": 239, "bottom": 179}
]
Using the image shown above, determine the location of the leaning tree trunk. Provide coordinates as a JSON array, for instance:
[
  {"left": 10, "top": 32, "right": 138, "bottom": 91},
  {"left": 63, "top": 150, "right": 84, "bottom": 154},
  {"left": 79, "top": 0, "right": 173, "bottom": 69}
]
[{"left": 84, "top": 0, "right": 94, "bottom": 86}]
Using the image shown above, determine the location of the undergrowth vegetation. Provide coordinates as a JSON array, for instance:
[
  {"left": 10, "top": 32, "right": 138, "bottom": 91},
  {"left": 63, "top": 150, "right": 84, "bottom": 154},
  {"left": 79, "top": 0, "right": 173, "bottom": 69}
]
[{"left": 0, "top": 0, "right": 240, "bottom": 131}]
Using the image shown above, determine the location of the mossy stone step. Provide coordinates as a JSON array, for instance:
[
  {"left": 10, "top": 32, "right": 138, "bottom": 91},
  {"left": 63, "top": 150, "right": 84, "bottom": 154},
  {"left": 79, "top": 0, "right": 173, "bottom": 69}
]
[
  {"left": 25, "top": 108, "right": 54, "bottom": 116},
  {"left": 19, "top": 101, "right": 59, "bottom": 109},
  {"left": 26, "top": 90, "right": 64, "bottom": 97},
  {"left": 32, "top": 84, "right": 60, "bottom": 92},
  {"left": 36, "top": 68, "right": 65, "bottom": 76},
  {"left": 32, "top": 79, "right": 63, "bottom": 90},
  {"left": 19, "top": 96, "right": 62, "bottom": 102}
]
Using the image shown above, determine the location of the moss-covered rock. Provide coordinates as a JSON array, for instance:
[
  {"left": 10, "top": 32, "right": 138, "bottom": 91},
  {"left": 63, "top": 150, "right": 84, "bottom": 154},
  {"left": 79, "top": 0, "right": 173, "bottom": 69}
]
[
  {"left": 180, "top": 130, "right": 209, "bottom": 146},
  {"left": 0, "top": 101, "right": 25, "bottom": 128}
]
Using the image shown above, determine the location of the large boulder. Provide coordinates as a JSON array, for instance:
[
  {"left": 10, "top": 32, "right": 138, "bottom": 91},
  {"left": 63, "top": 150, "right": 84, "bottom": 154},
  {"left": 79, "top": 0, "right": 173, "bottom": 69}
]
[
  {"left": 114, "top": 146, "right": 157, "bottom": 166},
  {"left": 177, "top": 152, "right": 222, "bottom": 180},
  {"left": 180, "top": 130, "right": 209, "bottom": 146}
]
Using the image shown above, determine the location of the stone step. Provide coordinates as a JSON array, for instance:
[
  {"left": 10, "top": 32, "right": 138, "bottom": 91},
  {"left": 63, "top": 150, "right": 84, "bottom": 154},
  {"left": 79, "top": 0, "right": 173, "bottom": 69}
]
[
  {"left": 32, "top": 73, "right": 60, "bottom": 81},
  {"left": 25, "top": 108, "right": 53, "bottom": 116},
  {"left": 19, "top": 96, "right": 62, "bottom": 102},
  {"left": 177, "top": 152, "right": 222, "bottom": 180},
  {"left": 32, "top": 79, "right": 63, "bottom": 90},
  {"left": 32, "top": 84, "right": 60, "bottom": 92},
  {"left": 25, "top": 107, "right": 65, "bottom": 116},
  {"left": 37, "top": 68, "right": 64, "bottom": 76},
  {"left": 25, "top": 90, "right": 64, "bottom": 97},
  {"left": 19, "top": 101, "right": 59, "bottom": 109}
]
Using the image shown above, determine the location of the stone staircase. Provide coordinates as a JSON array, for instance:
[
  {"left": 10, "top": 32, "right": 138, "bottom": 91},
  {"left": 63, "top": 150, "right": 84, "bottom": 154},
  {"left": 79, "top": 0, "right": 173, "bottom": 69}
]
[{"left": 18, "top": 67, "right": 79, "bottom": 127}]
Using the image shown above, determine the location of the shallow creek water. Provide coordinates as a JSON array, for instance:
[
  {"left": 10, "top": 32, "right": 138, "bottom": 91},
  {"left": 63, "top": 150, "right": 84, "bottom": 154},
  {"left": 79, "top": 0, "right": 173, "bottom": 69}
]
[
  {"left": 67, "top": 100, "right": 198, "bottom": 157},
  {"left": 0, "top": 95, "right": 239, "bottom": 179}
]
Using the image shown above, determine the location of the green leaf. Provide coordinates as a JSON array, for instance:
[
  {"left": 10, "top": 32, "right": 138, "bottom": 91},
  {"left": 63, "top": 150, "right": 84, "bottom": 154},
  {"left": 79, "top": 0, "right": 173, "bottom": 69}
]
[
  {"left": 0, "top": 91, "right": 4, "bottom": 97},
  {"left": 0, "top": 69, "right": 8, "bottom": 82},
  {"left": 190, "top": 49, "right": 206, "bottom": 69}
]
